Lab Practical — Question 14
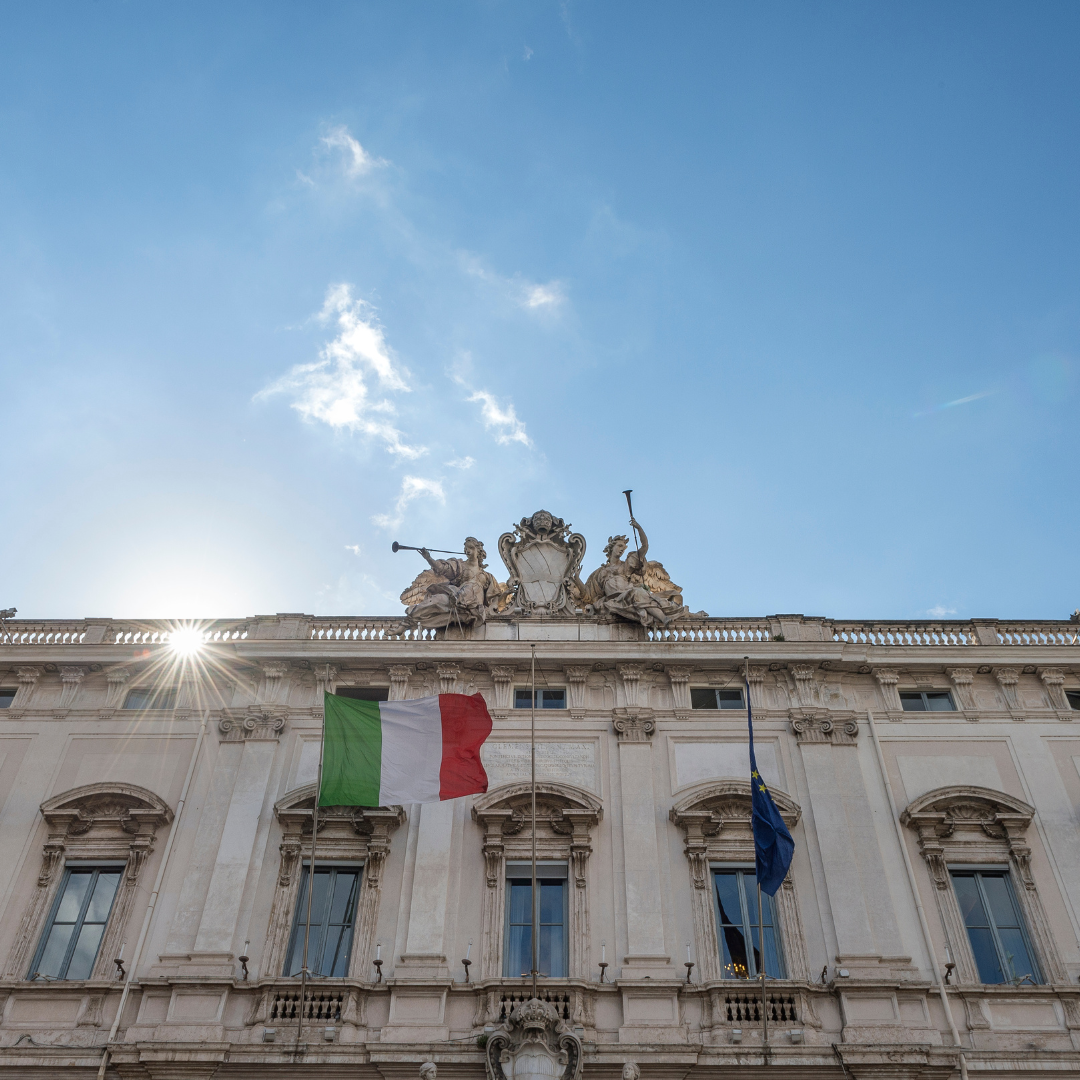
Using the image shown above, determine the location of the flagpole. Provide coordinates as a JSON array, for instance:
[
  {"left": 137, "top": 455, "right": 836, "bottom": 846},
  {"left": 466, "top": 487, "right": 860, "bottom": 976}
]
[
  {"left": 298, "top": 677, "right": 327, "bottom": 1050},
  {"left": 530, "top": 644, "right": 538, "bottom": 1000},
  {"left": 746, "top": 655, "right": 768, "bottom": 1063}
]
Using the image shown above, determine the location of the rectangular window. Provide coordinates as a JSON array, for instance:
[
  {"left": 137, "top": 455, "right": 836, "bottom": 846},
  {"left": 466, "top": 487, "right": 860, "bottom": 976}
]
[
  {"left": 503, "top": 862, "right": 568, "bottom": 977},
  {"left": 514, "top": 689, "right": 566, "bottom": 709},
  {"left": 899, "top": 691, "right": 955, "bottom": 712},
  {"left": 335, "top": 688, "right": 389, "bottom": 701},
  {"left": 0, "top": 688, "right": 16, "bottom": 708},
  {"left": 29, "top": 865, "right": 123, "bottom": 980},
  {"left": 1066, "top": 691, "right": 1080, "bottom": 711},
  {"left": 284, "top": 865, "right": 362, "bottom": 977},
  {"left": 691, "top": 688, "right": 744, "bottom": 710},
  {"left": 712, "top": 868, "right": 784, "bottom": 979},
  {"left": 951, "top": 869, "right": 1040, "bottom": 984},
  {"left": 123, "top": 687, "right": 178, "bottom": 711}
]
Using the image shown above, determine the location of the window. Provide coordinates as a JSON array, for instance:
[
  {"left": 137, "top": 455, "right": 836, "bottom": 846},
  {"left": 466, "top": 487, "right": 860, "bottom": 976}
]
[
  {"left": 951, "top": 869, "right": 1040, "bottom": 984},
  {"left": 0, "top": 688, "right": 16, "bottom": 708},
  {"left": 29, "top": 866, "right": 123, "bottom": 980},
  {"left": 335, "top": 688, "right": 389, "bottom": 702},
  {"left": 899, "top": 691, "right": 955, "bottom": 712},
  {"left": 514, "top": 689, "right": 566, "bottom": 709},
  {"left": 1066, "top": 691, "right": 1080, "bottom": 711},
  {"left": 712, "top": 868, "right": 784, "bottom": 979},
  {"left": 284, "top": 865, "right": 362, "bottom": 977},
  {"left": 503, "top": 862, "right": 568, "bottom": 977},
  {"left": 123, "top": 687, "right": 177, "bottom": 711},
  {"left": 691, "top": 688, "right": 744, "bottom": 710}
]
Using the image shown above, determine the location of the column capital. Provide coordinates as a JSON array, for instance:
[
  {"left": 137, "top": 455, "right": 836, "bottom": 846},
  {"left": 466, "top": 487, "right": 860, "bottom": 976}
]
[{"left": 613, "top": 708, "right": 655, "bottom": 742}]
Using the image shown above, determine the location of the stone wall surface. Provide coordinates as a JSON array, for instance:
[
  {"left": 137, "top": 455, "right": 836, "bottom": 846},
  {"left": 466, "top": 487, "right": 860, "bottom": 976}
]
[{"left": 0, "top": 610, "right": 1079, "bottom": 1079}]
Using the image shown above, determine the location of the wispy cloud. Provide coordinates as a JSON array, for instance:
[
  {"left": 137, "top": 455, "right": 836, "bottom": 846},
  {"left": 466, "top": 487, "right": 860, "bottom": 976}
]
[
  {"left": 446, "top": 456, "right": 475, "bottom": 469},
  {"left": 913, "top": 389, "right": 996, "bottom": 418},
  {"left": 523, "top": 45, "right": 534, "bottom": 60},
  {"left": 373, "top": 476, "right": 445, "bottom": 530},
  {"left": 461, "top": 254, "right": 566, "bottom": 314},
  {"left": 522, "top": 281, "right": 565, "bottom": 309},
  {"left": 321, "top": 125, "right": 387, "bottom": 177},
  {"left": 927, "top": 605, "right": 958, "bottom": 618},
  {"left": 256, "top": 284, "right": 425, "bottom": 459},
  {"left": 465, "top": 388, "right": 531, "bottom": 446},
  {"left": 345, "top": 544, "right": 362, "bottom": 557}
]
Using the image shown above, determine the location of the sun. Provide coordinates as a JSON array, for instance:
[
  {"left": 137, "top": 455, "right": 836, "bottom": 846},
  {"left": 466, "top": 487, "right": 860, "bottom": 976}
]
[{"left": 169, "top": 626, "right": 205, "bottom": 657}]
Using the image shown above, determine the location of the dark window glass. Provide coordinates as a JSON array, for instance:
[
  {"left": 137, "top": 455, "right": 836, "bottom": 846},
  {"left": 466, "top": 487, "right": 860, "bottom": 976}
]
[
  {"left": 900, "top": 691, "right": 955, "bottom": 712},
  {"left": 713, "top": 869, "right": 784, "bottom": 979},
  {"left": 284, "top": 866, "right": 361, "bottom": 977},
  {"left": 514, "top": 689, "right": 566, "bottom": 709},
  {"left": 504, "top": 873, "right": 568, "bottom": 977},
  {"left": 1066, "top": 691, "right": 1080, "bottom": 711},
  {"left": 335, "top": 688, "right": 390, "bottom": 701},
  {"left": 0, "top": 688, "right": 16, "bottom": 708},
  {"left": 123, "top": 688, "right": 178, "bottom": 711},
  {"left": 951, "top": 870, "right": 1039, "bottom": 984},
  {"left": 691, "top": 689, "right": 745, "bottom": 710},
  {"left": 30, "top": 867, "right": 122, "bottom": 980}
]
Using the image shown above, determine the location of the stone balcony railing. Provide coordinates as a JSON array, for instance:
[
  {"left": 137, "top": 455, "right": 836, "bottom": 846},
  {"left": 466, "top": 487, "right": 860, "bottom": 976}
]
[{"left": 0, "top": 614, "right": 1078, "bottom": 648}]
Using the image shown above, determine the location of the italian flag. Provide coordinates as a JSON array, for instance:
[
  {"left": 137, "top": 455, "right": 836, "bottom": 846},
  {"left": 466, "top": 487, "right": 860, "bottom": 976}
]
[{"left": 319, "top": 692, "right": 493, "bottom": 807}]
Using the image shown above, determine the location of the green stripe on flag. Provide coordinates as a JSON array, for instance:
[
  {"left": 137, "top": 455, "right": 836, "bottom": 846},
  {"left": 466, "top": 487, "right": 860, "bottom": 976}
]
[{"left": 320, "top": 694, "right": 383, "bottom": 807}]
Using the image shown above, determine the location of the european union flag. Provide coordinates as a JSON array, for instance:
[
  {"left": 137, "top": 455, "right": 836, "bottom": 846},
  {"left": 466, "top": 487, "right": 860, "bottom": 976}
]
[{"left": 746, "top": 676, "right": 794, "bottom": 895}]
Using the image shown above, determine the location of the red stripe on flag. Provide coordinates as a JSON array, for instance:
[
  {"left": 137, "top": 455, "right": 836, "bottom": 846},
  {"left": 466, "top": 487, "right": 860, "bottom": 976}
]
[{"left": 438, "top": 693, "right": 493, "bottom": 800}]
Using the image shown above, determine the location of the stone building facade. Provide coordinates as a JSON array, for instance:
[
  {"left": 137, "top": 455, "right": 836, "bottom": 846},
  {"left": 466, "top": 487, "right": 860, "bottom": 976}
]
[{"left": 1, "top": 513, "right": 1080, "bottom": 1079}]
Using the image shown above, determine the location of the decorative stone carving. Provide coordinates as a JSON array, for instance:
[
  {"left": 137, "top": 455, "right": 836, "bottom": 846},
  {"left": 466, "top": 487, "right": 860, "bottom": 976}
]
[
  {"left": 265, "top": 785, "right": 404, "bottom": 981},
  {"left": 315, "top": 664, "right": 338, "bottom": 700},
  {"left": 13, "top": 666, "right": 43, "bottom": 712},
  {"left": 622, "top": 1064, "right": 640, "bottom": 1080},
  {"left": 259, "top": 662, "right": 289, "bottom": 705},
  {"left": 420, "top": 1064, "right": 437, "bottom": 1080},
  {"left": 994, "top": 668, "right": 1021, "bottom": 713},
  {"left": 670, "top": 780, "right": 807, "bottom": 983},
  {"left": 498, "top": 511, "right": 586, "bottom": 617},
  {"left": 947, "top": 668, "right": 977, "bottom": 712},
  {"left": 484, "top": 994, "right": 583, "bottom": 1080},
  {"left": 472, "top": 782, "right": 602, "bottom": 981},
  {"left": 399, "top": 537, "right": 512, "bottom": 630},
  {"left": 577, "top": 516, "right": 686, "bottom": 627},
  {"left": 436, "top": 663, "right": 461, "bottom": 695},
  {"left": 612, "top": 708, "right": 655, "bottom": 742},
  {"left": 665, "top": 665, "right": 692, "bottom": 717},
  {"left": 57, "top": 666, "right": 87, "bottom": 712},
  {"left": 218, "top": 706, "right": 288, "bottom": 742},
  {"left": 387, "top": 665, "right": 411, "bottom": 701},
  {"left": 488, "top": 665, "right": 516, "bottom": 718},
  {"left": 1038, "top": 668, "right": 1069, "bottom": 712},
  {"left": 873, "top": 668, "right": 901, "bottom": 711},
  {"left": 616, "top": 664, "right": 644, "bottom": 708},
  {"left": 5, "top": 783, "right": 173, "bottom": 980},
  {"left": 100, "top": 669, "right": 130, "bottom": 717},
  {"left": 900, "top": 786, "right": 1065, "bottom": 985},
  {"left": 789, "top": 709, "right": 859, "bottom": 745},
  {"left": 565, "top": 666, "right": 591, "bottom": 718}
]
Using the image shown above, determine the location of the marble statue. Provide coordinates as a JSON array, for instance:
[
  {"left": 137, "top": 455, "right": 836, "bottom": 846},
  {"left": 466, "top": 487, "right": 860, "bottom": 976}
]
[
  {"left": 621, "top": 1064, "right": 640, "bottom": 1080},
  {"left": 577, "top": 517, "right": 687, "bottom": 627},
  {"left": 498, "top": 510, "right": 587, "bottom": 616},
  {"left": 420, "top": 1064, "right": 437, "bottom": 1080},
  {"left": 398, "top": 537, "right": 512, "bottom": 630}
]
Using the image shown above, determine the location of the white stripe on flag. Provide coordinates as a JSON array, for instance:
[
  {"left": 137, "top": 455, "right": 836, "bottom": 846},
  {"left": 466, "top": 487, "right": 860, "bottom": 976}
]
[{"left": 378, "top": 697, "right": 444, "bottom": 804}]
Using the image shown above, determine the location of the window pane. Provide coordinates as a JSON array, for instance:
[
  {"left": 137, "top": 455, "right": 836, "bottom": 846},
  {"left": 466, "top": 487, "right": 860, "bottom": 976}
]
[
  {"left": 541, "top": 924, "right": 566, "bottom": 977},
  {"left": 980, "top": 875, "right": 1019, "bottom": 928},
  {"left": 55, "top": 872, "right": 93, "bottom": 923},
  {"left": 540, "top": 881, "right": 565, "bottom": 924},
  {"left": 925, "top": 692, "right": 955, "bottom": 711},
  {"left": 1067, "top": 691, "right": 1080, "bottom": 711},
  {"left": 540, "top": 690, "right": 565, "bottom": 709},
  {"left": 899, "top": 693, "right": 926, "bottom": 711},
  {"left": 714, "top": 873, "right": 742, "bottom": 926},
  {"left": 952, "top": 875, "right": 990, "bottom": 927},
  {"left": 0, "top": 689, "right": 16, "bottom": 708},
  {"left": 691, "top": 689, "right": 718, "bottom": 710},
  {"left": 514, "top": 690, "right": 533, "bottom": 708},
  {"left": 508, "top": 881, "right": 533, "bottom": 923},
  {"left": 66, "top": 922, "right": 106, "bottom": 980},
  {"left": 35, "top": 923, "right": 76, "bottom": 978},
  {"left": 320, "top": 925, "right": 345, "bottom": 976},
  {"left": 506, "top": 924, "right": 531, "bottom": 975},
  {"left": 85, "top": 873, "right": 121, "bottom": 923},
  {"left": 329, "top": 872, "right": 359, "bottom": 926},
  {"left": 717, "top": 690, "right": 744, "bottom": 709},
  {"left": 335, "top": 688, "right": 389, "bottom": 701},
  {"left": 997, "top": 928, "right": 1037, "bottom": 983},
  {"left": 309, "top": 870, "right": 331, "bottom": 927},
  {"left": 967, "top": 926, "right": 1005, "bottom": 983}
]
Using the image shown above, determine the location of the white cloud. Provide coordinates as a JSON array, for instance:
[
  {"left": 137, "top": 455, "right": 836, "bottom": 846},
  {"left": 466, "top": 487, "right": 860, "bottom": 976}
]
[
  {"left": 321, "top": 125, "right": 387, "bottom": 177},
  {"left": 446, "top": 456, "right": 475, "bottom": 469},
  {"left": 523, "top": 45, "right": 534, "bottom": 60},
  {"left": 927, "top": 605, "right": 958, "bottom": 618},
  {"left": 467, "top": 388, "right": 531, "bottom": 446},
  {"left": 345, "top": 545, "right": 362, "bottom": 557},
  {"left": 521, "top": 281, "right": 565, "bottom": 309},
  {"left": 460, "top": 254, "right": 567, "bottom": 314},
  {"left": 373, "top": 476, "right": 446, "bottom": 530},
  {"left": 256, "top": 284, "right": 426, "bottom": 459}
]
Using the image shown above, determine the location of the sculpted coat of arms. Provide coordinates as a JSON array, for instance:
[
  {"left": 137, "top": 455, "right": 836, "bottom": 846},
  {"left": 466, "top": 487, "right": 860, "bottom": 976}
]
[{"left": 498, "top": 510, "right": 586, "bottom": 617}]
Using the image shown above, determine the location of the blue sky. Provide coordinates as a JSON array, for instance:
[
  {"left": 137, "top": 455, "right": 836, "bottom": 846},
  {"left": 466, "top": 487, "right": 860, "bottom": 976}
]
[{"left": 2, "top": 2, "right": 1078, "bottom": 621}]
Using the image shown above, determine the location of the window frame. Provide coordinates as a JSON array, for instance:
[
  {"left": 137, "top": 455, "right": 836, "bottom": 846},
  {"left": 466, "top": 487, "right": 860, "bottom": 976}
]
[
  {"left": 28, "top": 862, "right": 125, "bottom": 981},
  {"left": 513, "top": 688, "right": 567, "bottom": 710},
  {"left": 949, "top": 865, "right": 1042, "bottom": 985},
  {"left": 502, "top": 860, "right": 569, "bottom": 978},
  {"left": 334, "top": 688, "right": 390, "bottom": 702},
  {"left": 0, "top": 688, "right": 16, "bottom": 709},
  {"left": 1065, "top": 690, "right": 1080, "bottom": 711},
  {"left": 899, "top": 690, "right": 956, "bottom": 712},
  {"left": 283, "top": 861, "right": 364, "bottom": 978},
  {"left": 710, "top": 864, "right": 785, "bottom": 980},
  {"left": 691, "top": 688, "right": 745, "bottom": 711},
  {"left": 122, "top": 687, "right": 178, "bottom": 711}
]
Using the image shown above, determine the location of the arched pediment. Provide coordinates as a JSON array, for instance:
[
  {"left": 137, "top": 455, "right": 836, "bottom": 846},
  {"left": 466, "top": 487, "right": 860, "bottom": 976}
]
[
  {"left": 670, "top": 778, "right": 801, "bottom": 828},
  {"left": 900, "top": 785, "right": 1034, "bottom": 838},
  {"left": 41, "top": 782, "right": 173, "bottom": 838},
  {"left": 472, "top": 780, "right": 603, "bottom": 818},
  {"left": 274, "top": 783, "right": 405, "bottom": 837}
]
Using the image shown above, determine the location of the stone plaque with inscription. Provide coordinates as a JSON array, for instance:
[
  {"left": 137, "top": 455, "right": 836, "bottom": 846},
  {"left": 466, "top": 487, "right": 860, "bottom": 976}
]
[{"left": 481, "top": 741, "right": 598, "bottom": 793}]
